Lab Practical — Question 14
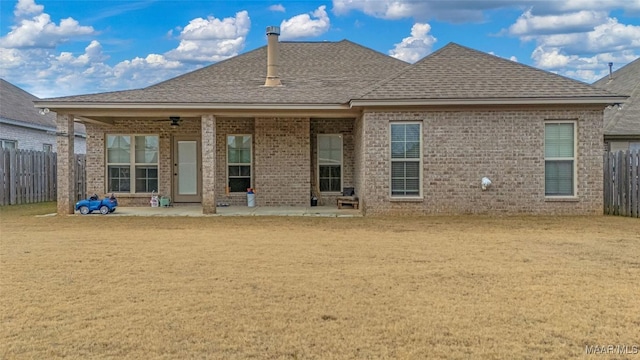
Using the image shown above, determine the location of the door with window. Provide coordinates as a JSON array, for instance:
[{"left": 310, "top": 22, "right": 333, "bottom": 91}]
[{"left": 172, "top": 137, "right": 201, "bottom": 202}]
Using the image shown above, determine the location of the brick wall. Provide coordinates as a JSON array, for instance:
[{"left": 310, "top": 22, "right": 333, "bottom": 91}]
[
  {"left": 0, "top": 123, "right": 86, "bottom": 153},
  {"left": 254, "top": 117, "right": 310, "bottom": 206},
  {"left": 361, "top": 108, "right": 604, "bottom": 215},
  {"left": 84, "top": 118, "right": 201, "bottom": 207},
  {"left": 310, "top": 118, "right": 355, "bottom": 206}
]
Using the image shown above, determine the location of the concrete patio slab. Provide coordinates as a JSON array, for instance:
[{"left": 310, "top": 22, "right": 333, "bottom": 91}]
[{"left": 103, "top": 205, "right": 361, "bottom": 217}]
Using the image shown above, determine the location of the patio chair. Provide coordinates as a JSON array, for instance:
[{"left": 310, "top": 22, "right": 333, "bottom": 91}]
[{"left": 337, "top": 187, "right": 359, "bottom": 209}]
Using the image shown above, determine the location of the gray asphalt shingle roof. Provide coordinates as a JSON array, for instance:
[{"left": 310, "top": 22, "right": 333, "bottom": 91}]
[
  {"left": 1, "top": 79, "right": 85, "bottom": 134},
  {"left": 593, "top": 57, "right": 640, "bottom": 137},
  {"left": 1, "top": 78, "right": 57, "bottom": 128},
  {"left": 40, "top": 41, "right": 622, "bottom": 108},
  {"left": 44, "top": 40, "right": 410, "bottom": 104},
  {"left": 358, "top": 43, "right": 618, "bottom": 101}
]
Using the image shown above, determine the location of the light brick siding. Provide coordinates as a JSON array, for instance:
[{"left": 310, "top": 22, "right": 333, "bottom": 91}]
[
  {"left": 201, "top": 115, "right": 216, "bottom": 214},
  {"left": 80, "top": 108, "right": 603, "bottom": 215},
  {"left": 254, "top": 117, "right": 310, "bottom": 206},
  {"left": 0, "top": 123, "right": 86, "bottom": 153},
  {"left": 84, "top": 118, "right": 201, "bottom": 207},
  {"left": 215, "top": 118, "right": 254, "bottom": 206},
  {"left": 360, "top": 108, "right": 603, "bottom": 215},
  {"left": 310, "top": 118, "right": 355, "bottom": 206},
  {"left": 56, "top": 114, "right": 75, "bottom": 214}
]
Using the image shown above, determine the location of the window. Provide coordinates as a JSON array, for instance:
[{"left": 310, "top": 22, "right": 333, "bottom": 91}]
[
  {"left": 390, "top": 123, "right": 422, "bottom": 197},
  {"left": 43, "top": 143, "right": 52, "bottom": 152},
  {"left": 227, "top": 135, "right": 252, "bottom": 192},
  {"left": 545, "top": 122, "right": 575, "bottom": 196},
  {"left": 318, "top": 134, "right": 342, "bottom": 193},
  {"left": 106, "top": 135, "right": 158, "bottom": 193},
  {"left": 1, "top": 139, "right": 17, "bottom": 150}
]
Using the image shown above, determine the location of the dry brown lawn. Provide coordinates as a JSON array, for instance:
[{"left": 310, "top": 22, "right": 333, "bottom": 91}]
[{"left": 1, "top": 203, "right": 639, "bottom": 359}]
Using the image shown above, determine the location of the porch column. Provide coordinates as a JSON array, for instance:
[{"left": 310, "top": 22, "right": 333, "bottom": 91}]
[
  {"left": 56, "top": 113, "right": 75, "bottom": 214},
  {"left": 201, "top": 114, "right": 216, "bottom": 214}
]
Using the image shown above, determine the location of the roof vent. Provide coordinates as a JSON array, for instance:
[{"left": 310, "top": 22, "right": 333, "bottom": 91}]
[
  {"left": 608, "top": 62, "right": 613, "bottom": 80},
  {"left": 264, "top": 26, "right": 282, "bottom": 87}
]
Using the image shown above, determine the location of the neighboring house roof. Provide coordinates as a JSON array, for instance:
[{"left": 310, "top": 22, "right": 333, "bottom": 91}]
[
  {"left": 592, "top": 57, "right": 640, "bottom": 138},
  {"left": 356, "top": 43, "right": 619, "bottom": 104},
  {"left": 1, "top": 79, "right": 86, "bottom": 136},
  {"left": 36, "top": 41, "right": 624, "bottom": 112}
]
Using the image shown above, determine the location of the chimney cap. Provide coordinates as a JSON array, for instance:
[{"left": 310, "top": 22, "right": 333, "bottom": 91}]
[{"left": 266, "top": 26, "right": 280, "bottom": 36}]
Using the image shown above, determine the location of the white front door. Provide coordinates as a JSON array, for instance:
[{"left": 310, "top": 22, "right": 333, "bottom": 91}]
[{"left": 173, "top": 137, "right": 201, "bottom": 202}]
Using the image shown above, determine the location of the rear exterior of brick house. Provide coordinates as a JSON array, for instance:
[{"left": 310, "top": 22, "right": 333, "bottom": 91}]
[{"left": 37, "top": 28, "right": 625, "bottom": 216}]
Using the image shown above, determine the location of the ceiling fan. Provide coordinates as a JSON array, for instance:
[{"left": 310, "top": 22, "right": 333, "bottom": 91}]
[{"left": 169, "top": 116, "right": 181, "bottom": 127}]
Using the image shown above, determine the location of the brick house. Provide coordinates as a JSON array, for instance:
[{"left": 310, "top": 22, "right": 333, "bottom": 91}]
[
  {"left": 1, "top": 79, "right": 86, "bottom": 153},
  {"left": 593, "top": 58, "right": 640, "bottom": 152},
  {"left": 36, "top": 28, "right": 625, "bottom": 216}
]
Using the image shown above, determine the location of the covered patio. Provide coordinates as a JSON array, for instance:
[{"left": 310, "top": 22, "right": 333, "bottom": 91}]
[{"left": 106, "top": 205, "right": 362, "bottom": 217}]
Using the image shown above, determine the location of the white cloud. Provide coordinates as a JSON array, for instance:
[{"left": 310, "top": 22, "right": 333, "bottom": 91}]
[
  {"left": 332, "top": 0, "right": 640, "bottom": 22},
  {"left": 14, "top": 0, "right": 43, "bottom": 18},
  {"left": 0, "top": 0, "right": 248, "bottom": 97},
  {"left": 389, "top": 23, "right": 436, "bottom": 63},
  {"left": 280, "top": 5, "right": 331, "bottom": 40},
  {"left": 269, "top": 4, "right": 286, "bottom": 12},
  {"left": 508, "top": 9, "right": 608, "bottom": 36},
  {"left": 0, "top": 2, "right": 95, "bottom": 49},
  {"left": 165, "top": 11, "right": 250, "bottom": 62}
]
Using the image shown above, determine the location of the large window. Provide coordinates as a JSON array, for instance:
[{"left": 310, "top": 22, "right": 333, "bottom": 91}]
[
  {"left": 106, "top": 135, "right": 158, "bottom": 193},
  {"left": 227, "top": 135, "right": 252, "bottom": 192},
  {"left": 390, "top": 123, "right": 422, "bottom": 197},
  {"left": 318, "top": 134, "right": 342, "bottom": 193},
  {"left": 545, "top": 122, "right": 575, "bottom": 196},
  {"left": 1, "top": 139, "right": 17, "bottom": 150}
]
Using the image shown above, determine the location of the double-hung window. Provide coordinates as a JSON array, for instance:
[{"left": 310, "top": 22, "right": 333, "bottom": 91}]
[
  {"left": 1, "top": 139, "right": 17, "bottom": 150},
  {"left": 544, "top": 122, "right": 575, "bottom": 196},
  {"left": 106, "top": 135, "right": 159, "bottom": 193},
  {"left": 390, "top": 122, "right": 422, "bottom": 197},
  {"left": 227, "top": 135, "right": 252, "bottom": 192},
  {"left": 318, "top": 134, "right": 342, "bottom": 193}
]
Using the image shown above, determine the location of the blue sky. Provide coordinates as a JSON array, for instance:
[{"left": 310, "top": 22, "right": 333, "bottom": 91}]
[{"left": 1, "top": 0, "right": 639, "bottom": 98}]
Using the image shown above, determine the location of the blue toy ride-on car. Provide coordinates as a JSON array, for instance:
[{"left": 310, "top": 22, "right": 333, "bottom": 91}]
[{"left": 75, "top": 193, "right": 118, "bottom": 215}]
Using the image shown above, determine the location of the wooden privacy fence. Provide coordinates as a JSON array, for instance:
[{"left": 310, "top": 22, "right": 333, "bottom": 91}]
[
  {"left": 604, "top": 150, "right": 639, "bottom": 218},
  {"left": 0, "top": 149, "right": 86, "bottom": 206}
]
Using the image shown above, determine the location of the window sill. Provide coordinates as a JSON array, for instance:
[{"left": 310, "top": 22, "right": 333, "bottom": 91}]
[
  {"left": 390, "top": 197, "right": 424, "bottom": 202},
  {"left": 320, "top": 192, "right": 343, "bottom": 196},
  {"left": 545, "top": 196, "right": 579, "bottom": 202}
]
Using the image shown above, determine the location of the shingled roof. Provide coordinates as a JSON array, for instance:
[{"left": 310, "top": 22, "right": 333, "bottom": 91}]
[
  {"left": 355, "top": 43, "right": 619, "bottom": 103},
  {"left": 593, "top": 57, "right": 640, "bottom": 137},
  {"left": 1, "top": 79, "right": 58, "bottom": 129},
  {"left": 42, "top": 40, "right": 409, "bottom": 105},
  {"left": 38, "top": 41, "right": 624, "bottom": 110},
  {"left": 1, "top": 79, "right": 86, "bottom": 134}
]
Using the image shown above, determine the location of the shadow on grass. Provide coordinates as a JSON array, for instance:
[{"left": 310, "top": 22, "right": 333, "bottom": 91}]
[{"left": 0, "top": 202, "right": 56, "bottom": 218}]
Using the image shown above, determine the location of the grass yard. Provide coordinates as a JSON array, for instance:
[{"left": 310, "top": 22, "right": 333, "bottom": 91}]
[{"left": 1, "top": 203, "right": 639, "bottom": 359}]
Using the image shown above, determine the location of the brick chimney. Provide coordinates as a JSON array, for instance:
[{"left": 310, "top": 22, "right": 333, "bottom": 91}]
[{"left": 264, "top": 26, "right": 282, "bottom": 87}]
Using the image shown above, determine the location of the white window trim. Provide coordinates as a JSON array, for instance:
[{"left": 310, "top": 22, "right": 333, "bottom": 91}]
[
  {"left": 105, "top": 134, "right": 159, "bottom": 194},
  {"left": 389, "top": 121, "right": 423, "bottom": 199},
  {"left": 227, "top": 134, "right": 253, "bottom": 193},
  {"left": 317, "top": 134, "right": 343, "bottom": 194},
  {"left": 544, "top": 120, "right": 578, "bottom": 199},
  {"left": 1, "top": 139, "right": 17, "bottom": 150}
]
